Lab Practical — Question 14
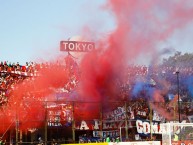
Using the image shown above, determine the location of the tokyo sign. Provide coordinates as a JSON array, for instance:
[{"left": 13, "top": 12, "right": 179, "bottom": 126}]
[{"left": 60, "top": 41, "right": 95, "bottom": 52}]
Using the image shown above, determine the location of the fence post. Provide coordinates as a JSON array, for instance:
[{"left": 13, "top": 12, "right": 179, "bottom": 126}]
[
  {"left": 72, "top": 102, "right": 75, "bottom": 142},
  {"left": 125, "top": 101, "right": 128, "bottom": 140},
  {"left": 45, "top": 101, "right": 48, "bottom": 145}
]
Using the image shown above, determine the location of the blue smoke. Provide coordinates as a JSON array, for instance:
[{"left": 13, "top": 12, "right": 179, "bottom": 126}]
[
  {"left": 186, "top": 76, "right": 193, "bottom": 97},
  {"left": 132, "top": 79, "right": 146, "bottom": 96},
  {"left": 132, "top": 77, "right": 156, "bottom": 100}
]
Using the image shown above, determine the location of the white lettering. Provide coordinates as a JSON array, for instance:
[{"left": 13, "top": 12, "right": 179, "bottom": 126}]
[
  {"left": 82, "top": 43, "right": 87, "bottom": 51},
  {"left": 93, "top": 119, "right": 100, "bottom": 130},
  {"left": 143, "top": 122, "right": 150, "bottom": 134},
  {"left": 136, "top": 120, "right": 163, "bottom": 134},
  {"left": 75, "top": 43, "right": 81, "bottom": 51},
  {"left": 60, "top": 41, "right": 95, "bottom": 52},
  {"left": 68, "top": 43, "right": 74, "bottom": 51},
  {"left": 152, "top": 122, "right": 159, "bottom": 133},
  {"left": 80, "top": 120, "right": 89, "bottom": 130},
  {"left": 87, "top": 44, "right": 93, "bottom": 51},
  {"left": 136, "top": 120, "right": 143, "bottom": 134},
  {"left": 62, "top": 42, "right": 68, "bottom": 51}
]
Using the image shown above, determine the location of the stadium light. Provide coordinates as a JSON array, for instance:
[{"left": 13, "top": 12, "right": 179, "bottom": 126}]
[{"left": 176, "top": 70, "right": 180, "bottom": 123}]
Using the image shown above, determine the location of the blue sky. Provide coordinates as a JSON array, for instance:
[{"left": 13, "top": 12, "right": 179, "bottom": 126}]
[
  {"left": 0, "top": 0, "right": 193, "bottom": 65},
  {"left": 0, "top": 0, "right": 115, "bottom": 64}
]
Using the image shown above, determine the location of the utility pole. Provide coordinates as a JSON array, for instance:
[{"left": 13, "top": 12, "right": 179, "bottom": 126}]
[{"left": 176, "top": 71, "right": 180, "bottom": 123}]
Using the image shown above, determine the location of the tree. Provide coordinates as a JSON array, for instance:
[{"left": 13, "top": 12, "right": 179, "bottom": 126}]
[{"left": 162, "top": 51, "right": 193, "bottom": 67}]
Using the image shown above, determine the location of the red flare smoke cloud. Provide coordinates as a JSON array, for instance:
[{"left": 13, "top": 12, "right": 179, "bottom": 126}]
[{"left": 79, "top": 0, "right": 193, "bottom": 115}]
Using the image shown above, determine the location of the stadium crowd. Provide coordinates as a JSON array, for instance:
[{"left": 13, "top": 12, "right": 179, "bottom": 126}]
[
  {"left": 1, "top": 56, "right": 193, "bottom": 117},
  {"left": 1, "top": 55, "right": 193, "bottom": 144},
  {"left": 0, "top": 57, "right": 79, "bottom": 106}
]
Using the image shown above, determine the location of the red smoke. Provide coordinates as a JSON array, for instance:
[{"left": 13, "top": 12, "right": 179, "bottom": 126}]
[
  {"left": 0, "top": 64, "right": 69, "bottom": 133},
  {"left": 79, "top": 0, "right": 193, "bottom": 116}
]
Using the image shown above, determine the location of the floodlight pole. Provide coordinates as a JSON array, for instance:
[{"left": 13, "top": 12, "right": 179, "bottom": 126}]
[{"left": 176, "top": 71, "right": 180, "bottom": 123}]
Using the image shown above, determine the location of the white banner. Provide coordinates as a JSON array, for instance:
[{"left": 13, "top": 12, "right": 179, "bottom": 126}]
[{"left": 136, "top": 119, "right": 163, "bottom": 135}]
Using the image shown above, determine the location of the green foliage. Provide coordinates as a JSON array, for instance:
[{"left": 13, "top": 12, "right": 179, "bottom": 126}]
[{"left": 161, "top": 51, "right": 193, "bottom": 67}]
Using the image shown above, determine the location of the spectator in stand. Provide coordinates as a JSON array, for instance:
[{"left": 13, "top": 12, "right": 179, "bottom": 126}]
[
  {"left": 1, "top": 58, "right": 193, "bottom": 122},
  {"left": 106, "top": 135, "right": 110, "bottom": 143},
  {"left": 116, "top": 136, "right": 120, "bottom": 143}
]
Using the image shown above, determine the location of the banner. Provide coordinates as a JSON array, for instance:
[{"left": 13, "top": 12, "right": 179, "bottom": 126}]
[
  {"left": 75, "top": 119, "right": 133, "bottom": 130},
  {"left": 47, "top": 103, "right": 72, "bottom": 127},
  {"left": 93, "top": 130, "right": 119, "bottom": 138},
  {"left": 136, "top": 119, "right": 161, "bottom": 135}
]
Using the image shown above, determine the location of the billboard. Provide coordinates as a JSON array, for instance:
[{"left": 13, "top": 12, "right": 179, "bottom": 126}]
[{"left": 60, "top": 41, "right": 95, "bottom": 52}]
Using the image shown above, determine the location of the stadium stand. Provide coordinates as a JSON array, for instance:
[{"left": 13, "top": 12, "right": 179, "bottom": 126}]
[{"left": 1, "top": 55, "right": 193, "bottom": 143}]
